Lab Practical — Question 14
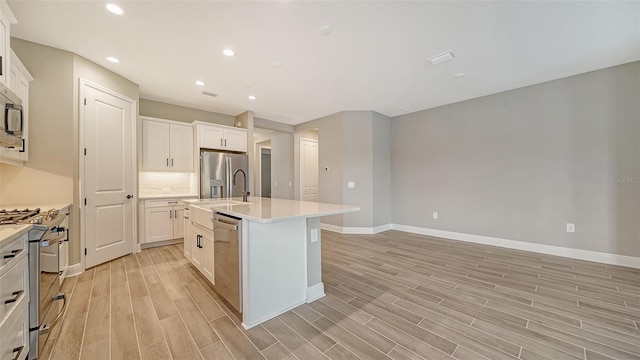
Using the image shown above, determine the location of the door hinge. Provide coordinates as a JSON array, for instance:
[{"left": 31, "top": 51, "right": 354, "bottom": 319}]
[
  {"left": 84, "top": 98, "right": 87, "bottom": 106},
  {"left": 84, "top": 248, "right": 87, "bottom": 256},
  {"left": 84, "top": 198, "right": 87, "bottom": 206},
  {"left": 84, "top": 148, "right": 86, "bottom": 155}
]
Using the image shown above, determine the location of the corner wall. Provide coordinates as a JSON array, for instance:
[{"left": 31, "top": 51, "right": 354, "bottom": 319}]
[{"left": 391, "top": 61, "right": 640, "bottom": 257}]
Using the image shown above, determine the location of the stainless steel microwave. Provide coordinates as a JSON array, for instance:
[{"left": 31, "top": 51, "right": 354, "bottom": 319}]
[{"left": 0, "top": 82, "right": 23, "bottom": 148}]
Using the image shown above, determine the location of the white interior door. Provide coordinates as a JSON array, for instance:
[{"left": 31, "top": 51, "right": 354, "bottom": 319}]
[
  {"left": 300, "top": 138, "right": 318, "bottom": 201},
  {"left": 82, "top": 81, "right": 135, "bottom": 268}
]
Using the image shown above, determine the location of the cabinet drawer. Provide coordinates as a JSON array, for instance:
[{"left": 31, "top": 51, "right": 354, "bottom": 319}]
[
  {"left": 0, "top": 296, "right": 29, "bottom": 360},
  {"left": 0, "top": 233, "right": 27, "bottom": 279},
  {"left": 191, "top": 207, "right": 213, "bottom": 229},
  {"left": 145, "top": 199, "right": 184, "bottom": 208},
  {"left": 0, "top": 256, "right": 28, "bottom": 328}
]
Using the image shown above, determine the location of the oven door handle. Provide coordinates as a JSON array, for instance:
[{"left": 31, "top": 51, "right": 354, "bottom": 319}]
[{"left": 39, "top": 293, "right": 66, "bottom": 335}]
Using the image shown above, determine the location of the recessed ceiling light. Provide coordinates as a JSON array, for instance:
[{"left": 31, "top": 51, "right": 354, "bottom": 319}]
[
  {"left": 106, "top": 3, "right": 123, "bottom": 15},
  {"left": 195, "top": 80, "right": 205, "bottom": 86},
  {"left": 453, "top": 72, "right": 465, "bottom": 78},
  {"left": 248, "top": 95, "right": 257, "bottom": 100},
  {"left": 106, "top": 56, "right": 120, "bottom": 63},
  {"left": 428, "top": 51, "right": 454, "bottom": 65},
  {"left": 318, "top": 26, "right": 332, "bottom": 35},
  {"left": 223, "top": 49, "right": 234, "bottom": 57}
]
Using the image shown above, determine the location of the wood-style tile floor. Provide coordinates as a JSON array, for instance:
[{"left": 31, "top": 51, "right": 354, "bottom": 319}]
[{"left": 43, "top": 230, "right": 640, "bottom": 360}]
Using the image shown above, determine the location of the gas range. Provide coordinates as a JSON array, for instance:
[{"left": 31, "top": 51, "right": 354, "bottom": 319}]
[{"left": 0, "top": 208, "right": 62, "bottom": 226}]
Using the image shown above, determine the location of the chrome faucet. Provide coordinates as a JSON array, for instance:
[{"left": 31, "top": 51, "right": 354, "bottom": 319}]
[{"left": 233, "top": 168, "right": 250, "bottom": 202}]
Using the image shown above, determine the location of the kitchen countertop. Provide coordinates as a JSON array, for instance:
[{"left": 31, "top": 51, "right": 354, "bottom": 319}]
[
  {"left": 139, "top": 194, "right": 199, "bottom": 200},
  {"left": 185, "top": 197, "right": 359, "bottom": 223},
  {"left": 0, "top": 224, "right": 32, "bottom": 246}
]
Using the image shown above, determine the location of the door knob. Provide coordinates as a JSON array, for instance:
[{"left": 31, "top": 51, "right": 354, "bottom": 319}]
[{"left": 126, "top": 195, "right": 133, "bottom": 199}]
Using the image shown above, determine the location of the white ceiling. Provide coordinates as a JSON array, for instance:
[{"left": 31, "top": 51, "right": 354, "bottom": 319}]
[{"left": 7, "top": 1, "right": 640, "bottom": 125}]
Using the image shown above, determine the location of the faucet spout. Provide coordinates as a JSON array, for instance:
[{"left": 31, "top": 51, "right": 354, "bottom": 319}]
[{"left": 233, "top": 168, "right": 250, "bottom": 202}]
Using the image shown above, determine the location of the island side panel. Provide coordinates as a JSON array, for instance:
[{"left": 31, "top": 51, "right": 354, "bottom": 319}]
[
  {"left": 306, "top": 217, "right": 324, "bottom": 301},
  {"left": 244, "top": 218, "right": 307, "bottom": 329}
]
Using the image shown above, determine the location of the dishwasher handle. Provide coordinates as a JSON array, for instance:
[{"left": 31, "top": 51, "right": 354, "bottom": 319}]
[{"left": 213, "top": 218, "right": 238, "bottom": 231}]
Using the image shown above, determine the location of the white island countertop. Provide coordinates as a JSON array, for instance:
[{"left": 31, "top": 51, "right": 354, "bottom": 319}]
[{"left": 184, "top": 197, "right": 359, "bottom": 223}]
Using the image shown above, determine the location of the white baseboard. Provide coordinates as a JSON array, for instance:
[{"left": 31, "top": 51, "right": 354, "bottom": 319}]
[
  {"left": 65, "top": 263, "right": 84, "bottom": 277},
  {"left": 321, "top": 223, "right": 392, "bottom": 235},
  {"left": 391, "top": 223, "right": 640, "bottom": 269},
  {"left": 306, "top": 283, "right": 325, "bottom": 302}
]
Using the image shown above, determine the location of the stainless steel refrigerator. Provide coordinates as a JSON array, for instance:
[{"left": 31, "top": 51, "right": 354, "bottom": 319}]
[{"left": 200, "top": 150, "right": 249, "bottom": 199}]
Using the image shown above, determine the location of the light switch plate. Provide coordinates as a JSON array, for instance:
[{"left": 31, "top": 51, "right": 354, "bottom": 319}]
[
  {"left": 566, "top": 223, "right": 575, "bottom": 233},
  {"left": 348, "top": 181, "right": 355, "bottom": 188},
  {"left": 432, "top": 212, "right": 438, "bottom": 219},
  {"left": 311, "top": 228, "right": 318, "bottom": 243}
]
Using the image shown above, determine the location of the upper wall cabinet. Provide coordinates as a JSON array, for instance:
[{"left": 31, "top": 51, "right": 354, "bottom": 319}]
[
  {"left": 196, "top": 122, "right": 247, "bottom": 152},
  {"left": 0, "top": 2, "right": 13, "bottom": 87},
  {"left": 141, "top": 117, "right": 194, "bottom": 172},
  {"left": 0, "top": 50, "right": 32, "bottom": 164}
]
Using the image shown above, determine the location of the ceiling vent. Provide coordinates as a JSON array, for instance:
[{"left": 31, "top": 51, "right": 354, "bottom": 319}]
[
  {"left": 201, "top": 91, "right": 218, "bottom": 97},
  {"left": 428, "top": 51, "right": 454, "bottom": 65}
]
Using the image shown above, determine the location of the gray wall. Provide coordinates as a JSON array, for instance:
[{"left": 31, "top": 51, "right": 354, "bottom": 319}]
[
  {"left": 140, "top": 98, "right": 235, "bottom": 126},
  {"left": 342, "top": 111, "right": 374, "bottom": 228},
  {"left": 295, "top": 111, "right": 392, "bottom": 228},
  {"left": 372, "top": 112, "right": 392, "bottom": 227},
  {"left": 391, "top": 61, "right": 640, "bottom": 256},
  {"left": 270, "top": 133, "right": 294, "bottom": 199}
]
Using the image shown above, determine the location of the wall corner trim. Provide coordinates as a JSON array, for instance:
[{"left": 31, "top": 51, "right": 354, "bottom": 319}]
[
  {"left": 391, "top": 224, "right": 640, "bottom": 269},
  {"left": 65, "top": 263, "right": 84, "bottom": 278},
  {"left": 306, "top": 283, "right": 325, "bottom": 302}
]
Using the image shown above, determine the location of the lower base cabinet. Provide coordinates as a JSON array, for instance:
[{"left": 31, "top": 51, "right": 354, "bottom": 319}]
[{"left": 189, "top": 223, "right": 214, "bottom": 283}]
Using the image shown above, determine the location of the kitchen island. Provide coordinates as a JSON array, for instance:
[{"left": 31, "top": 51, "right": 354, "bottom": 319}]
[{"left": 183, "top": 197, "right": 359, "bottom": 329}]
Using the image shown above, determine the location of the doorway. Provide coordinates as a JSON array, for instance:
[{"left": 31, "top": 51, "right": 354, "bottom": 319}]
[
  {"left": 260, "top": 147, "right": 272, "bottom": 198},
  {"left": 80, "top": 79, "right": 136, "bottom": 269},
  {"left": 300, "top": 138, "right": 318, "bottom": 201}
]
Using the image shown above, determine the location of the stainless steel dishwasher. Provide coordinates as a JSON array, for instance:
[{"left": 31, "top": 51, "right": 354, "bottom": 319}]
[{"left": 212, "top": 212, "right": 242, "bottom": 312}]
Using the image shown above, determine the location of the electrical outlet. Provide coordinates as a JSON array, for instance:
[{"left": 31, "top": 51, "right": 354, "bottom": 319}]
[
  {"left": 289, "top": 181, "right": 292, "bottom": 187},
  {"left": 162, "top": 187, "right": 170, "bottom": 194},
  {"left": 432, "top": 212, "right": 438, "bottom": 219},
  {"left": 310, "top": 228, "right": 318, "bottom": 243},
  {"left": 274, "top": 181, "right": 277, "bottom": 187},
  {"left": 566, "top": 223, "right": 575, "bottom": 233},
  {"left": 348, "top": 181, "right": 355, "bottom": 188}
]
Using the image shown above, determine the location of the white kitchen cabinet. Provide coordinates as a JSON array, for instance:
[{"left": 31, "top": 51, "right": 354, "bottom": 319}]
[
  {"left": 183, "top": 207, "right": 192, "bottom": 260},
  {"left": 141, "top": 117, "right": 194, "bottom": 171},
  {"left": 0, "top": 50, "right": 32, "bottom": 164},
  {"left": 196, "top": 122, "right": 247, "bottom": 152},
  {"left": 0, "top": 2, "right": 14, "bottom": 87},
  {"left": 0, "top": 231, "right": 29, "bottom": 360},
  {"left": 142, "top": 199, "right": 188, "bottom": 245},
  {"left": 190, "top": 222, "right": 214, "bottom": 283}
]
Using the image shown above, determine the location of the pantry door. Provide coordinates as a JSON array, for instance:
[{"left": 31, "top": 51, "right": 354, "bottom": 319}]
[
  {"left": 81, "top": 80, "right": 136, "bottom": 268},
  {"left": 300, "top": 138, "right": 318, "bottom": 201}
]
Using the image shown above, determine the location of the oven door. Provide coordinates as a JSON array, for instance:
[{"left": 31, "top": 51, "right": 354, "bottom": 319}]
[{"left": 36, "top": 230, "right": 66, "bottom": 358}]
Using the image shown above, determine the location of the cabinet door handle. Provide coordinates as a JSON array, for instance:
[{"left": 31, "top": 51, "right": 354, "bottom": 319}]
[
  {"left": 166, "top": 158, "right": 169, "bottom": 166},
  {"left": 224, "top": 139, "right": 227, "bottom": 147},
  {"left": 220, "top": 139, "right": 223, "bottom": 147},
  {"left": 11, "top": 346, "right": 25, "bottom": 360},
  {"left": 3, "top": 249, "right": 21, "bottom": 259},
  {"left": 174, "top": 210, "right": 177, "bottom": 218},
  {"left": 5, "top": 290, "right": 24, "bottom": 304},
  {"left": 169, "top": 210, "right": 173, "bottom": 219},
  {"left": 171, "top": 158, "right": 174, "bottom": 167}
]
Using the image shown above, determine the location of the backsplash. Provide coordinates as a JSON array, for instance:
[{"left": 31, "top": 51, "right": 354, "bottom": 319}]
[{"left": 139, "top": 172, "right": 197, "bottom": 196}]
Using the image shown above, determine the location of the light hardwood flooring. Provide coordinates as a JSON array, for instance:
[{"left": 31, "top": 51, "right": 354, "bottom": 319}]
[{"left": 43, "top": 230, "right": 640, "bottom": 360}]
